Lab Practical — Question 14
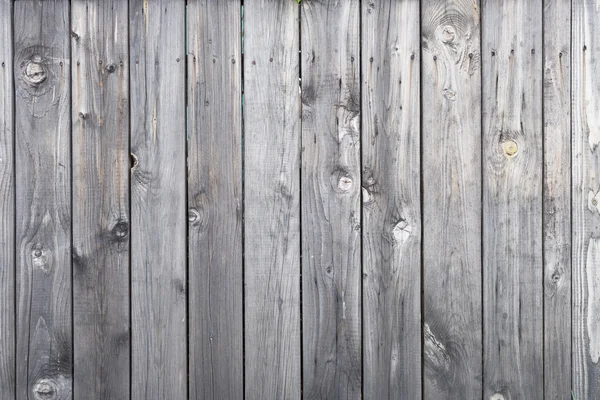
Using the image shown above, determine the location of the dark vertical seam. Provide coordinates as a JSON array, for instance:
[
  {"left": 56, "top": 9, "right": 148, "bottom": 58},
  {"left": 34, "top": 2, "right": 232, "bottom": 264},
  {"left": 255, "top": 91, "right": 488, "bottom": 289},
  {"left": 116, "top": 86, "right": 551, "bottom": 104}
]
[
  {"left": 11, "top": 0, "right": 16, "bottom": 397},
  {"left": 184, "top": 2, "right": 189, "bottom": 399},
  {"left": 240, "top": 0, "right": 246, "bottom": 398},
  {"left": 418, "top": 0, "right": 424, "bottom": 398},
  {"left": 541, "top": 0, "right": 546, "bottom": 398},
  {"left": 298, "top": 1, "right": 304, "bottom": 398},
  {"left": 127, "top": 0, "right": 132, "bottom": 398},
  {"left": 358, "top": 0, "right": 364, "bottom": 398},
  {"left": 68, "top": 0, "right": 74, "bottom": 397},
  {"left": 480, "top": 0, "right": 485, "bottom": 397},
  {"left": 569, "top": 0, "right": 574, "bottom": 396}
]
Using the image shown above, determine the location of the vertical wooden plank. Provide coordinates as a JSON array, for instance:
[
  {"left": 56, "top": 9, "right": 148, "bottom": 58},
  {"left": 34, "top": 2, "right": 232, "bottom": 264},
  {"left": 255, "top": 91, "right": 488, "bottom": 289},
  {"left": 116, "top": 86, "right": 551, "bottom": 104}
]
[
  {"left": 187, "top": 1, "right": 243, "bottom": 399},
  {"left": 482, "top": 0, "right": 543, "bottom": 398},
  {"left": 572, "top": 0, "right": 600, "bottom": 398},
  {"left": 244, "top": 0, "right": 301, "bottom": 398},
  {"left": 71, "top": 1, "right": 130, "bottom": 398},
  {"left": 129, "top": 1, "right": 187, "bottom": 398},
  {"left": 362, "top": 0, "right": 421, "bottom": 398},
  {"left": 544, "top": 0, "right": 571, "bottom": 399},
  {"left": 14, "top": 0, "right": 72, "bottom": 398},
  {"left": 300, "top": 1, "right": 361, "bottom": 398},
  {"left": 421, "top": 0, "right": 482, "bottom": 398},
  {"left": 0, "top": 0, "right": 14, "bottom": 396}
]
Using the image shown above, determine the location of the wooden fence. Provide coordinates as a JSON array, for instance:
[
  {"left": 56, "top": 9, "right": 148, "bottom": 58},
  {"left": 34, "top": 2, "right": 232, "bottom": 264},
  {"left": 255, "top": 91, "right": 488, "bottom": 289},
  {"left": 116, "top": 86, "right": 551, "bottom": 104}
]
[{"left": 0, "top": 0, "right": 592, "bottom": 398}]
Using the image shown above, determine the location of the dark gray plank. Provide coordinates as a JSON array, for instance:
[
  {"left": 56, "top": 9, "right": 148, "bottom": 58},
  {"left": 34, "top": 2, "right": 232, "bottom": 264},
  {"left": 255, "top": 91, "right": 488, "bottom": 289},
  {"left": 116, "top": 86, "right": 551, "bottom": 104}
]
[
  {"left": 0, "top": 0, "right": 14, "bottom": 396},
  {"left": 572, "top": 0, "right": 600, "bottom": 398},
  {"left": 482, "top": 0, "right": 543, "bottom": 398},
  {"left": 187, "top": 1, "right": 243, "bottom": 398},
  {"left": 421, "top": 0, "right": 482, "bottom": 398},
  {"left": 71, "top": 1, "right": 130, "bottom": 398},
  {"left": 244, "top": 0, "right": 301, "bottom": 398},
  {"left": 129, "top": 1, "right": 187, "bottom": 398},
  {"left": 543, "top": 0, "right": 571, "bottom": 399},
  {"left": 361, "top": 0, "right": 421, "bottom": 398},
  {"left": 300, "top": 1, "right": 361, "bottom": 398},
  {"left": 14, "top": 0, "right": 72, "bottom": 398}
]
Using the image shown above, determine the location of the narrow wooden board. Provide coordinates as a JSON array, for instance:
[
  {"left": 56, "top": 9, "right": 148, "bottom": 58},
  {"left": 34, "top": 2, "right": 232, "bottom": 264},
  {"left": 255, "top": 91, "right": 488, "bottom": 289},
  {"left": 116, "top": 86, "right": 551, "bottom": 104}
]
[
  {"left": 572, "top": 0, "right": 600, "bottom": 398},
  {"left": 361, "top": 0, "right": 421, "bottom": 398},
  {"left": 14, "top": 0, "right": 72, "bottom": 398},
  {"left": 129, "top": 1, "right": 187, "bottom": 398},
  {"left": 482, "top": 0, "right": 543, "bottom": 398},
  {"left": 543, "top": 0, "right": 571, "bottom": 399},
  {"left": 187, "top": 1, "right": 243, "bottom": 398},
  {"left": 300, "top": 1, "right": 361, "bottom": 398},
  {"left": 71, "top": 1, "right": 130, "bottom": 398},
  {"left": 0, "top": 0, "right": 14, "bottom": 396},
  {"left": 421, "top": 0, "right": 482, "bottom": 397},
  {"left": 244, "top": 0, "right": 301, "bottom": 398}
]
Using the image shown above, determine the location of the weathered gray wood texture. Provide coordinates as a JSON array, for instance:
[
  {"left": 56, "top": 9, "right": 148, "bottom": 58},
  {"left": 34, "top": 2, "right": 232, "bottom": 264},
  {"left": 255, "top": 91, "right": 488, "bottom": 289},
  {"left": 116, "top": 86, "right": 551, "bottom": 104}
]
[
  {"left": 362, "top": 0, "right": 421, "bottom": 398},
  {"left": 572, "top": 0, "right": 600, "bottom": 398},
  {"left": 244, "top": 0, "right": 301, "bottom": 399},
  {"left": 0, "top": 0, "right": 14, "bottom": 396},
  {"left": 14, "top": 0, "right": 72, "bottom": 398},
  {"left": 300, "top": 1, "right": 361, "bottom": 399},
  {"left": 187, "top": 1, "right": 243, "bottom": 399},
  {"left": 129, "top": 0, "right": 187, "bottom": 398},
  {"left": 422, "top": 0, "right": 482, "bottom": 398},
  {"left": 482, "top": 0, "right": 543, "bottom": 398},
  {"left": 544, "top": 0, "right": 571, "bottom": 399},
  {"left": 71, "top": 1, "right": 130, "bottom": 398}
]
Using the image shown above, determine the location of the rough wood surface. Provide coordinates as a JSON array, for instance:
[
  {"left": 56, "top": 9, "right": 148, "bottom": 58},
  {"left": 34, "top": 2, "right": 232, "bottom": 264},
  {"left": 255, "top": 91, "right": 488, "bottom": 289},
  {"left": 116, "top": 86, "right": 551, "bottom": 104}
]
[
  {"left": 421, "top": 0, "right": 482, "bottom": 398},
  {"left": 187, "top": 1, "right": 243, "bottom": 398},
  {"left": 482, "top": 0, "right": 543, "bottom": 398},
  {"left": 0, "top": 0, "right": 14, "bottom": 396},
  {"left": 14, "top": 0, "right": 72, "bottom": 398},
  {"left": 244, "top": 1, "right": 301, "bottom": 398},
  {"left": 361, "top": 0, "right": 421, "bottom": 398},
  {"left": 129, "top": 0, "right": 187, "bottom": 398},
  {"left": 71, "top": 1, "right": 130, "bottom": 398},
  {"left": 572, "top": 0, "right": 600, "bottom": 398},
  {"left": 300, "top": 1, "right": 361, "bottom": 399},
  {"left": 543, "top": 0, "right": 571, "bottom": 399}
]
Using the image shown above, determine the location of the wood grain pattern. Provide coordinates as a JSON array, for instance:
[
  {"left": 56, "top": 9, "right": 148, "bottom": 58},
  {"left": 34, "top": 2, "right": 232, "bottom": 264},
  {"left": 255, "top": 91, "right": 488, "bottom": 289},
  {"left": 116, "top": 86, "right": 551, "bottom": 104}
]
[
  {"left": 421, "top": 0, "right": 482, "bottom": 398},
  {"left": 187, "top": 1, "right": 243, "bottom": 398},
  {"left": 543, "top": 0, "right": 571, "bottom": 399},
  {"left": 482, "top": 0, "right": 543, "bottom": 398},
  {"left": 71, "top": 2, "right": 130, "bottom": 398},
  {"left": 129, "top": 0, "right": 187, "bottom": 398},
  {"left": 0, "top": 0, "right": 14, "bottom": 396},
  {"left": 300, "top": 1, "right": 361, "bottom": 398},
  {"left": 572, "top": 0, "right": 600, "bottom": 398},
  {"left": 361, "top": 0, "right": 421, "bottom": 398},
  {"left": 14, "top": 0, "right": 72, "bottom": 398},
  {"left": 244, "top": 0, "right": 301, "bottom": 398}
]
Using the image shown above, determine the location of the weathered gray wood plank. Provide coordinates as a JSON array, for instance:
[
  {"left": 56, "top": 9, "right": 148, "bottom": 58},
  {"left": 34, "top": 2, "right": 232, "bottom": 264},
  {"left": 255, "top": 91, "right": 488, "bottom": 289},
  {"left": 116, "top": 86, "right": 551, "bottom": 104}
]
[
  {"left": 14, "top": 0, "right": 72, "bottom": 398},
  {"left": 543, "top": 0, "right": 571, "bottom": 399},
  {"left": 362, "top": 0, "right": 421, "bottom": 398},
  {"left": 0, "top": 0, "right": 14, "bottom": 396},
  {"left": 482, "top": 0, "right": 543, "bottom": 398},
  {"left": 129, "top": 1, "right": 187, "bottom": 398},
  {"left": 187, "top": 1, "right": 243, "bottom": 398},
  {"left": 421, "top": 0, "right": 482, "bottom": 398},
  {"left": 71, "top": 1, "right": 130, "bottom": 398},
  {"left": 572, "top": 0, "right": 600, "bottom": 398},
  {"left": 300, "top": 1, "right": 361, "bottom": 398},
  {"left": 244, "top": 0, "right": 301, "bottom": 398}
]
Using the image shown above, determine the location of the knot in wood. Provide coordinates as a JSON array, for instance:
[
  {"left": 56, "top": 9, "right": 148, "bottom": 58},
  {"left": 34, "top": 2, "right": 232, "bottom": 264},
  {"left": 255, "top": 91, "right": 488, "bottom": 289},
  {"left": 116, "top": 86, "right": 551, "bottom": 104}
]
[
  {"left": 441, "top": 25, "right": 456, "bottom": 44},
  {"left": 31, "top": 245, "right": 50, "bottom": 272},
  {"left": 362, "top": 187, "right": 374, "bottom": 204},
  {"left": 106, "top": 63, "right": 117, "bottom": 73},
  {"left": 23, "top": 60, "right": 47, "bottom": 86},
  {"left": 188, "top": 208, "right": 200, "bottom": 223},
  {"left": 501, "top": 139, "right": 518, "bottom": 157},
  {"left": 111, "top": 221, "right": 128, "bottom": 240},
  {"left": 490, "top": 394, "right": 506, "bottom": 400},
  {"left": 551, "top": 270, "right": 561, "bottom": 283},
  {"left": 338, "top": 176, "right": 353, "bottom": 192},
  {"left": 32, "top": 379, "right": 58, "bottom": 399},
  {"left": 442, "top": 88, "right": 456, "bottom": 100},
  {"left": 392, "top": 219, "right": 412, "bottom": 244}
]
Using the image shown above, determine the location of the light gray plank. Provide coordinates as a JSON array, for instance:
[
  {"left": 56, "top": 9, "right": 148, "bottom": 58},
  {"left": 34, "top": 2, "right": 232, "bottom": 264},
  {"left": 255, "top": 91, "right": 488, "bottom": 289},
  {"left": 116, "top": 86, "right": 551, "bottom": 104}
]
[
  {"left": 482, "top": 0, "right": 543, "bottom": 398},
  {"left": 71, "top": 1, "right": 130, "bottom": 398},
  {"left": 129, "top": 1, "right": 187, "bottom": 398},
  {"left": 187, "top": 1, "right": 243, "bottom": 398},
  {"left": 244, "top": 0, "right": 301, "bottom": 398},
  {"left": 300, "top": 1, "right": 361, "bottom": 398},
  {"left": 361, "top": 0, "right": 421, "bottom": 398},
  {"left": 0, "top": 0, "right": 14, "bottom": 396},
  {"left": 543, "top": 0, "right": 571, "bottom": 399},
  {"left": 421, "top": 0, "right": 482, "bottom": 397},
  {"left": 572, "top": 0, "right": 600, "bottom": 398},
  {"left": 14, "top": 0, "right": 72, "bottom": 398}
]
